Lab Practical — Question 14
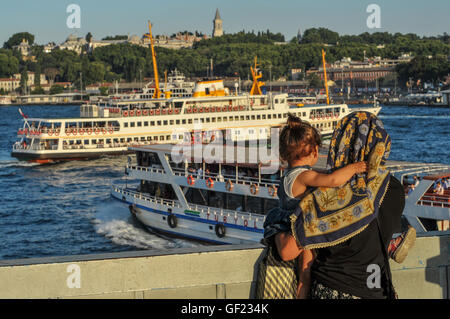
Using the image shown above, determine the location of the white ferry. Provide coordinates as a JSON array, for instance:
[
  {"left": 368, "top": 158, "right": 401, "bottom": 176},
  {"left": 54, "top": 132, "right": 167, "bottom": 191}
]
[{"left": 111, "top": 144, "right": 450, "bottom": 245}]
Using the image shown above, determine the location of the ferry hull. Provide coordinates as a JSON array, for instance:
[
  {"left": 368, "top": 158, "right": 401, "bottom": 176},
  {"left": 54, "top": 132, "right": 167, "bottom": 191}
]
[
  {"left": 11, "top": 149, "right": 133, "bottom": 163},
  {"left": 111, "top": 187, "right": 264, "bottom": 245}
]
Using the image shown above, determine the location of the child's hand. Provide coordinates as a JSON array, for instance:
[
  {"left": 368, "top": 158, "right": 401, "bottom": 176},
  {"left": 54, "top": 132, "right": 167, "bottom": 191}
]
[{"left": 352, "top": 161, "right": 368, "bottom": 174}]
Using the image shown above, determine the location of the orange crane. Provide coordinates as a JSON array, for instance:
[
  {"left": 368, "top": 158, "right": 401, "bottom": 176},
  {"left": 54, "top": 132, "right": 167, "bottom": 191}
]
[
  {"left": 144, "top": 20, "right": 161, "bottom": 99},
  {"left": 250, "top": 56, "right": 265, "bottom": 96},
  {"left": 322, "top": 49, "right": 330, "bottom": 105}
]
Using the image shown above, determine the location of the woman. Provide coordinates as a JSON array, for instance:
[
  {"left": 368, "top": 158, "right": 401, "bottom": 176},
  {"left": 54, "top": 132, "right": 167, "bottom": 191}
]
[{"left": 264, "top": 111, "right": 414, "bottom": 299}]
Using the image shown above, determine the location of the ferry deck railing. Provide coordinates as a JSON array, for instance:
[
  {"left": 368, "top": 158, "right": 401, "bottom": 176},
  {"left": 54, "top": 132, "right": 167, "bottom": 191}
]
[{"left": 113, "top": 185, "right": 265, "bottom": 220}]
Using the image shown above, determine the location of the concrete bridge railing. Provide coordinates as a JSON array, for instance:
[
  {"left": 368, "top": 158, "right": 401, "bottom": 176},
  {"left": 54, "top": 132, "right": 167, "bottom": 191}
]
[{"left": 0, "top": 232, "right": 448, "bottom": 299}]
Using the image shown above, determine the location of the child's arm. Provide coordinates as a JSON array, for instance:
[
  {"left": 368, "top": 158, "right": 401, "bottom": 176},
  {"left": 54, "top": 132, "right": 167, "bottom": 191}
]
[
  {"left": 294, "top": 162, "right": 367, "bottom": 193},
  {"left": 275, "top": 232, "right": 303, "bottom": 261}
]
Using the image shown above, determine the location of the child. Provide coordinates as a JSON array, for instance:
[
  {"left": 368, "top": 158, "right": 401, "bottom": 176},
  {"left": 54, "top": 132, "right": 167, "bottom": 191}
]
[{"left": 275, "top": 113, "right": 368, "bottom": 298}]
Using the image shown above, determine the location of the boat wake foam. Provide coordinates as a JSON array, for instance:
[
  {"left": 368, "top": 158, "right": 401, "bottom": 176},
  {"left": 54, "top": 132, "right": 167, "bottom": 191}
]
[{"left": 92, "top": 200, "right": 201, "bottom": 250}]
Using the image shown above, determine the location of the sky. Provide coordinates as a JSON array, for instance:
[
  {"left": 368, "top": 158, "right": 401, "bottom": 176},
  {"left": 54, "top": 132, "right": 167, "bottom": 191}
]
[{"left": 0, "top": 0, "right": 449, "bottom": 45}]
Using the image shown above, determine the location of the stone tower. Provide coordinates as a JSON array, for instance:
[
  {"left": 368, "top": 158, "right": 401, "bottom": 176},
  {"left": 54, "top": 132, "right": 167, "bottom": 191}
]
[{"left": 213, "top": 9, "right": 223, "bottom": 37}]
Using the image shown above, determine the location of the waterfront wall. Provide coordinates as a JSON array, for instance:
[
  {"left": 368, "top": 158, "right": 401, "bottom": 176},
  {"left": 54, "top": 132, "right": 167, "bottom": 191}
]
[{"left": 0, "top": 232, "right": 448, "bottom": 299}]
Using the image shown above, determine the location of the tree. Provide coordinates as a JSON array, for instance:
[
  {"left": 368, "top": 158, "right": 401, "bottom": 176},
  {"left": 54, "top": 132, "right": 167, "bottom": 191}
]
[
  {"left": 4, "top": 32, "right": 35, "bottom": 49},
  {"left": 49, "top": 84, "right": 64, "bottom": 95},
  {"left": 19, "top": 68, "right": 28, "bottom": 94},
  {"left": 0, "top": 50, "right": 19, "bottom": 77}
]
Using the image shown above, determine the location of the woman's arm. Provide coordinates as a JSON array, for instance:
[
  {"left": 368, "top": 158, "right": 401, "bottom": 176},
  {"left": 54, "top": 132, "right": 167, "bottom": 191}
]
[
  {"left": 275, "top": 232, "right": 303, "bottom": 261},
  {"left": 295, "top": 162, "right": 367, "bottom": 190}
]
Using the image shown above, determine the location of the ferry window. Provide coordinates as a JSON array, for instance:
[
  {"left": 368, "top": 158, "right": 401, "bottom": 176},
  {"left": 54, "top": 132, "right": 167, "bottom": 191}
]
[
  {"left": 166, "top": 135, "right": 170, "bottom": 140},
  {"left": 240, "top": 116, "right": 244, "bottom": 121},
  {"left": 106, "top": 139, "right": 112, "bottom": 144},
  {"left": 124, "top": 123, "right": 128, "bottom": 128},
  {"left": 251, "top": 115, "right": 255, "bottom": 120},
  {"left": 341, "top": 108, "right": 345, "bottom": 112},
  {"left": 157, "top": 121, "right": 161, "bottom": 125},
  {"left": 140, "top": 137, "right": 146, "bottom": 141},
  {"left": 275, "top": 99, "right": 279, "bottom": 104},
  {"left": 137, "top": 122, "right": 142, "bottom": 127},
  {"left": 176, "top": 120, "right": 180, "bottom": 125},
  {"left": 134, "top": 138, "right": 139, "bottom": 142},
  {"left": 170, "top": 120, "right": 174, "bottom": 125},
  {"left": 154, "top": 136, "right": 158, "bottom": 141},
  {"left": 182, "top": 119, "right": 186, "bottom": 124},
  {"left": 235, "top": 116, "right": 239, "bottom": 121},
  {"left": 147, "top": 137, "right": 151, "bottom": 141},
  {"left": 257, "top": 115, "right": 261, "bottom": 120},
  {"left": 262, "top": 115, "right": 266, "bottom": 120},
  {"left": 268, "top": 114, "right": 271, "bottom": 119},
  {"left": 84, "top": 140, "right": 89, "bottom": 145},
  {"left": 211, "top": 117, "right": 216, "bottom": 123},
  {"left": 283, "top": 114, "right": 287, "bottom": 118},
  {"left": 206, "top": 118, "right": 210, "bottom": 123},
  {"left": 113, "top": 139, "right": 119, "bottom": 143},
  {"left": 246, "top": 115, "right": 250, "bottom": 120},
  {"left": 92, "top": 139, "right": 97, "bottom": 144},
  {"left": 226, "top": 116, "right": 231, "bottom": 122},
  {"left": 217, "top": 117, "right": 222, "bottom": 122},
  {"left": 151, "top": 121, "right": 155, "bottom": 126},
  {"left": 130, "top": 122, "right": 135, "bottom": 128},
  {"left": 144, "top": 121, "right": 148, "bottom": 126},
  {"left": 278, "top": 114, "right": 282, "bottom": 118},
  {"left": 163, "top": 120, "right": 168, "bottom": 125},
  {"left": 120, "top": 138, "right": 125, "bottom": 143},
  {"left": 178, "top": 134, "right": 183, "bottom": 139},
  {"left": 127, "top": 138, "right": 132, "bottom": 142},
  {"left": 160, "top": 136, "right": 164, "bottom": 141},
  {"left": 334, "top": 107, "right": 340, "bottom": 113},
  {"left": 303, "top": 112, "right": 306, "bottom": 117},
  {"left": 188, "top": 119, "right": 192, "bottom": 124},
  {"left": 205, "top": 88, "right": 210, "bottom": 95},
  {"left": 200, "top": 118, "right": 204, "bottom": 123}
]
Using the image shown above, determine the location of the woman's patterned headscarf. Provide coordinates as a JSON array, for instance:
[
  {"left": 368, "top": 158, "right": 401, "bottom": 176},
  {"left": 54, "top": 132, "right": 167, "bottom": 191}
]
[{"left": 290, "top": 111, "right": 391, "bottom": 249}]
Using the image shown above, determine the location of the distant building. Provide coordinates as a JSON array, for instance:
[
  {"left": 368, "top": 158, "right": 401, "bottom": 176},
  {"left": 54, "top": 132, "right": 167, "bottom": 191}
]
[
  {"left": 213, "top": 9, "right": 223, "bottom": 37},
  {"left": 0, "top": 78, "right": 20, "bottom": 93},
  {"left": 58, "top": 34, "right": 87, "bottom": 54},
  {"left": 290, "top": 68, "right": 303, "bottom": 81},
  {"left": 13, "top": 72, "right": 48, "bottom": 87},
  {"left": 12, "top": 39, "right": 31, "bottom": 57}
]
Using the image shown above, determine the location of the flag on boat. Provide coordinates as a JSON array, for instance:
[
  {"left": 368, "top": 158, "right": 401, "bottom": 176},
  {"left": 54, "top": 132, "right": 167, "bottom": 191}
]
[{"left": 18, "top": 108, "right": 28, "bottom": 119}]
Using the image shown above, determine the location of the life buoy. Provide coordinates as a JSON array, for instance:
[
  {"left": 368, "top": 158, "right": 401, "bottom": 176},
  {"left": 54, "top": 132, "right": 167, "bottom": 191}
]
[
  {"left": 187, "top": 109, "right": 192, "bottom": 114},
  {"left": 130, "top": 110, "right": 135, "bottom": 117},
  {"left": 162, "top": 109, "right": 167, "bottom": 115},
  {"left": 95, "top": 128, "right": 100, "bottom": 135},
  {"left": 109, "top": 128, "right": 114, "bottom": 134},
  {"left": 87, "top": 129, "right": 92, "bottom": 135},
  {"left": 123, "top": 111, "right": 128, "bottom": 117},
  {"left": 250, "top": 183, "right": 259, "bottom": 195},
  {"left": 187, "top": 175, "right": 195, "bottom": 186},
  {"left": 155, "top": 110, "right": 160, "bottom": 115},
  {"left": 226, "top": 180, "right": 234, "bottom": 191},
  {"left": 143, "top": 110, "right": 148, "bottom": 116},
  {"left": 206, "top": 178, "right": 214, "bottom": 188},
  {"left": 102, "top": 128, "right": 107, "bottom": 134},
  {"left": 168, "top": 109, "right": 173, "bottom": 115},
  {"left": 268, "top": 185, "right": 278, "bottom": 197},
  {"left": 215, "top": 223, "right": 226, "bottom": 238},
  {"left": 136, "top": 110, "right": 142, "bottom": 116},
  {"left": 199, "top": 108, "right": 203, "bottom": 113},
  {"left": 79, "top": 128, "right": 84, "bottom": 135},
  {"left": 48, "top": 130, "right": 53, "bottom": 136},
  {"left": 168, "top": 214, "right": 177, "bottom": 228},
  {"left": 150, "top": 110, "right": 154, "bottom": 116},
  {"left": 193, "top": 108, "right": 198, "bottom": 113},
  {"left": 222, "top": 106, "right": 227, "bottom": 112},
  {"left": 72, "top": 130, "right": 77, "bottom": 136},
  {"left": 175, "top": 109, "right": 180, "bottom": 114},
  {"left": 65, "top": 129, "right": 70, "bottom": 135},
  {"left": 55, "top": 131, "right": 60, "bottom": 136}
]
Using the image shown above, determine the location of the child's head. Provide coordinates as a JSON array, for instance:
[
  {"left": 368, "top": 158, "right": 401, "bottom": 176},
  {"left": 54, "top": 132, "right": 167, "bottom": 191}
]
[{"left": 279, "top": 113, "right": 322, "bottom": 165}]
